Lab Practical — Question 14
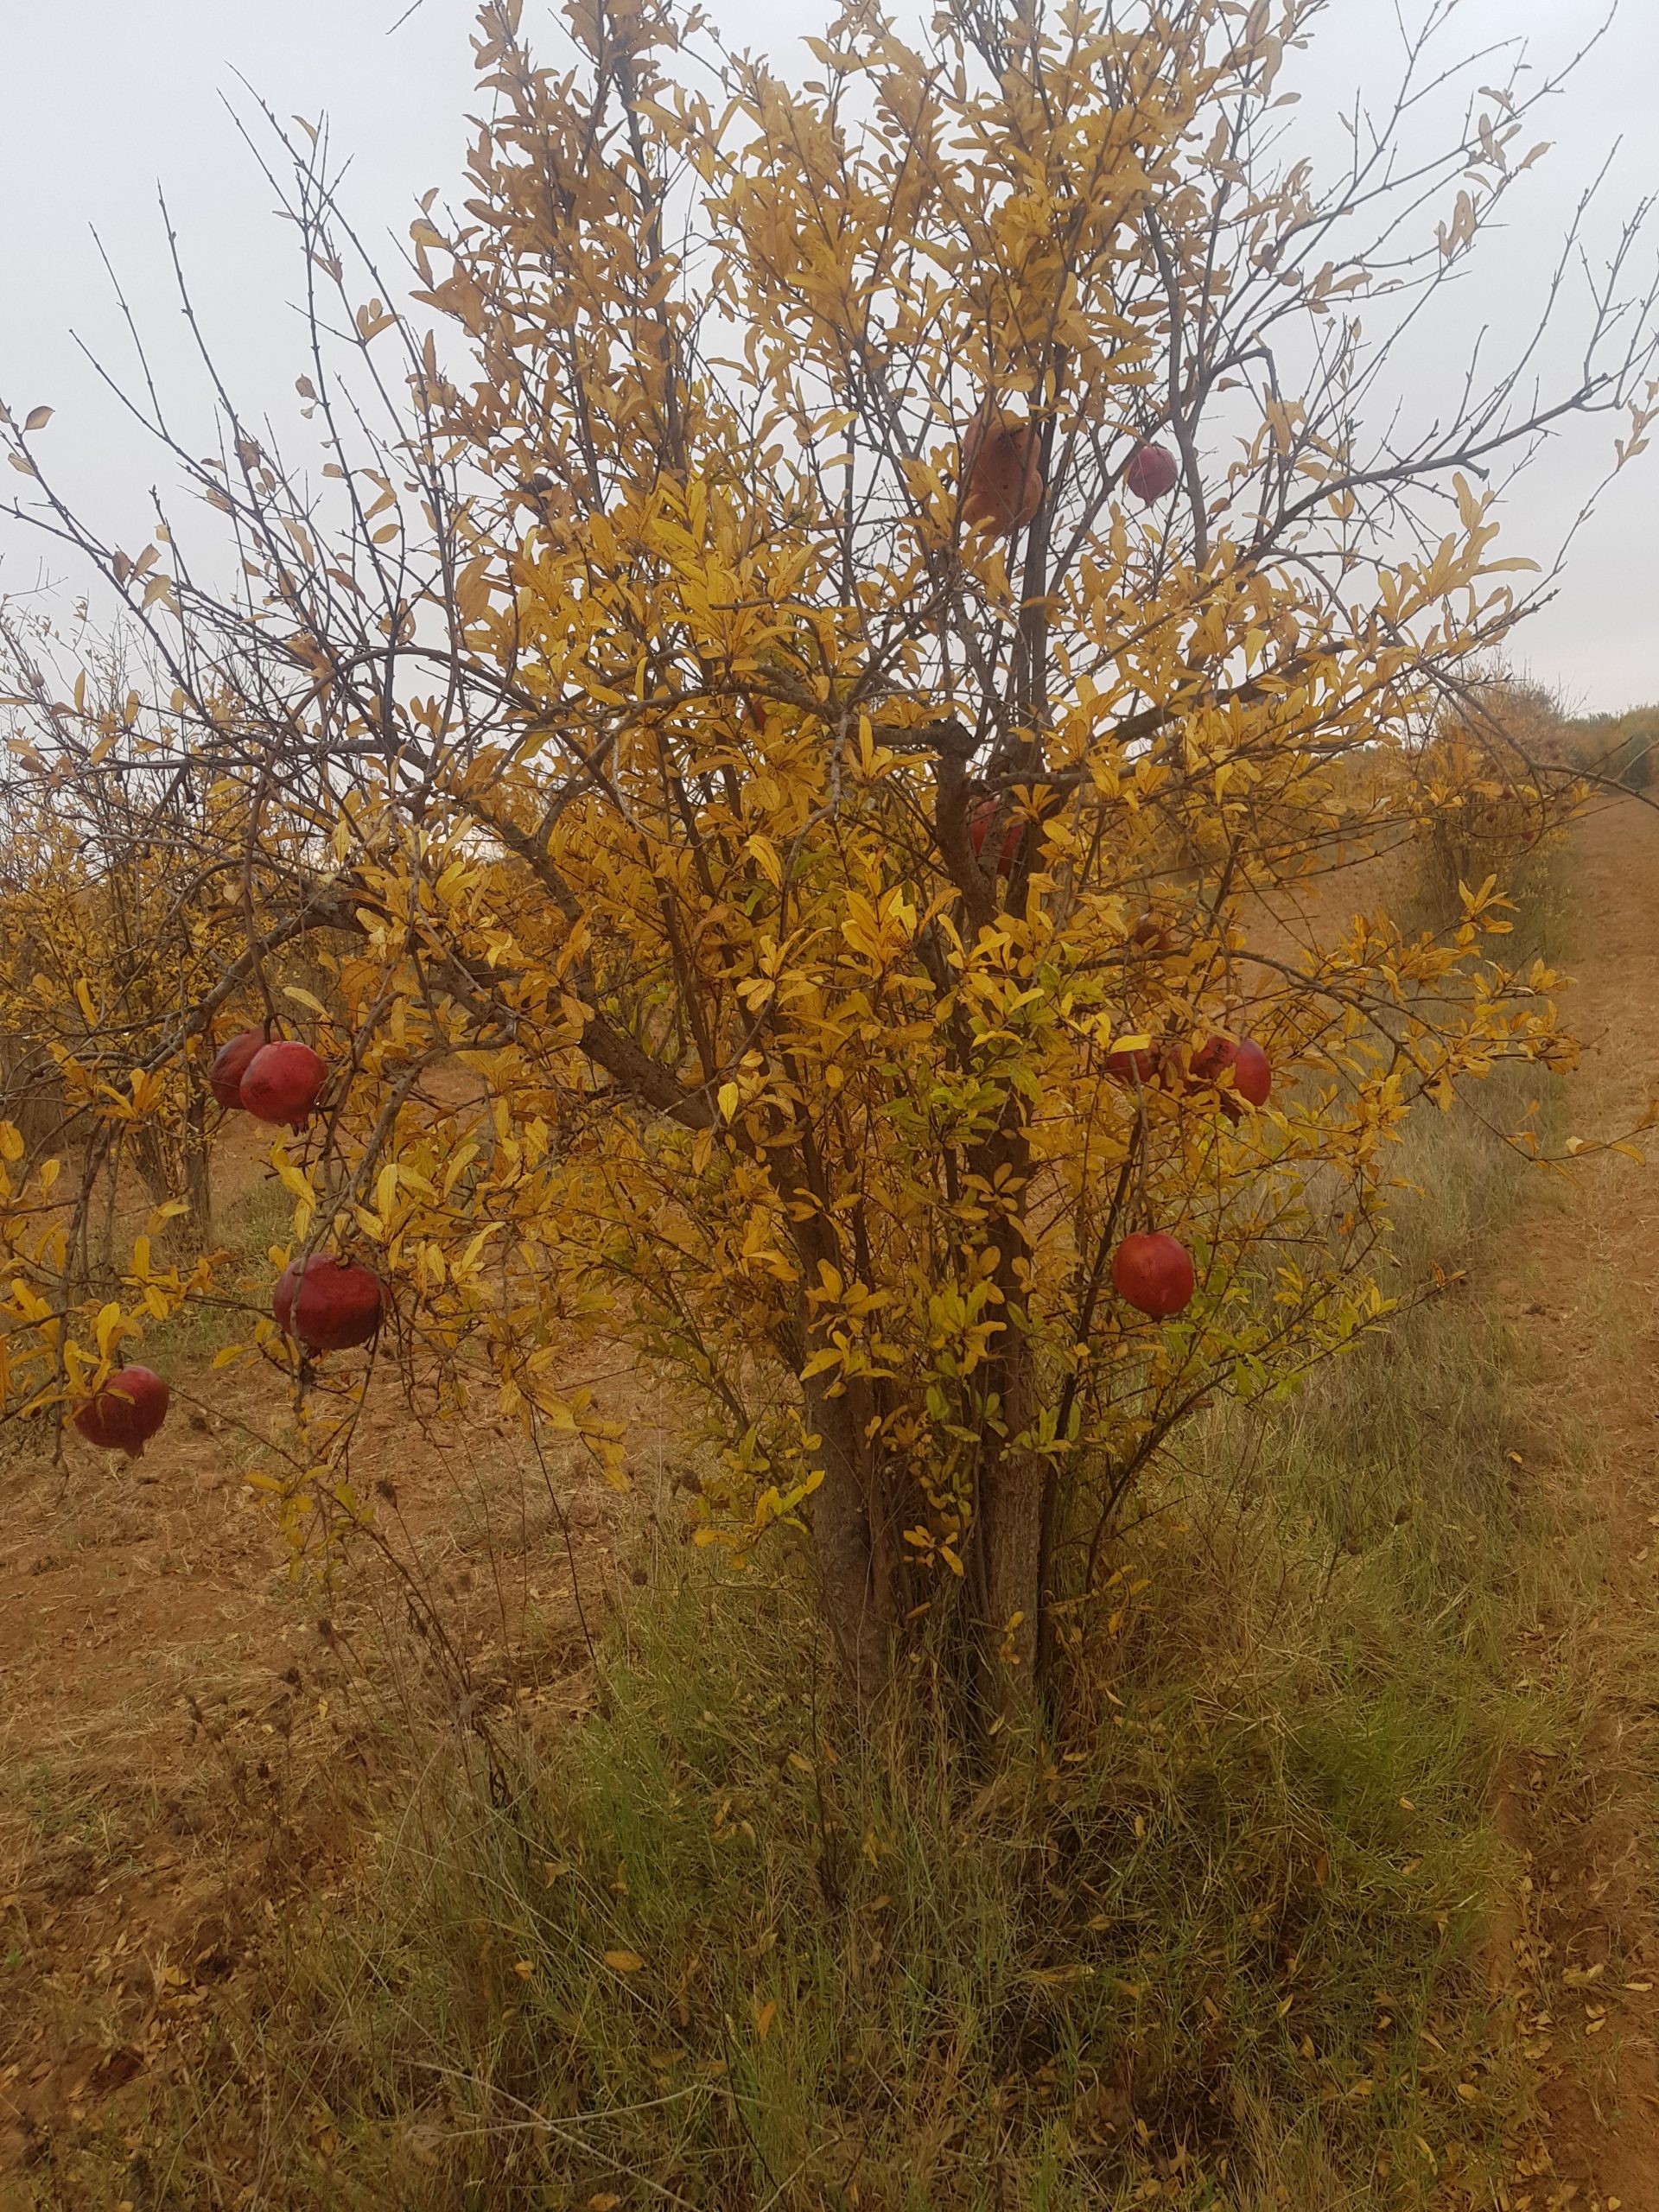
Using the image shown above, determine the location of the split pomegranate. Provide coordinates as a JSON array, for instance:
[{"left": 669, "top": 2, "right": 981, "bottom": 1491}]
[
  {"left": 273, "top": 1254, "right": 385, "bottom": 1352},
  {"left": 1188, "top": 1033, "right": 1237, "bottom": 1087},
  {"left": 208, "top": 1028, "right": 266, "bottom": 1110},
  {"left": 961, "top": 405, "right": 1044, "bottom": 533},
  {"left": 240, "top": 1040, "right": 328, "bottom": 1128},
  {"left": 1111, "top": 1231, "right": 1195, "bottom": 1319},
  {"left": 969, "top": 799, "right": 1024, "bottom": 875},
  {"left": 1123, "top": 442, "right": 1180, "bottom": 504},
  {"left": 1187, "top": 1033, "right": 1272, "bottom": 1119},
  {"left": 73, "top": 1366, "right": 171, "bottom": 1455}
]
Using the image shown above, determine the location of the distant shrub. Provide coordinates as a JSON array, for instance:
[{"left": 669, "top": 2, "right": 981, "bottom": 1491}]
[{"left": 1559, "top": 702, "right": 1657, "bottom": 792}]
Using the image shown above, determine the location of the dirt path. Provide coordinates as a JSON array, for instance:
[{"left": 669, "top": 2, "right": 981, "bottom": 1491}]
[{"left": 1487, "top": 794, "right": 1659, "bottom": 2203}]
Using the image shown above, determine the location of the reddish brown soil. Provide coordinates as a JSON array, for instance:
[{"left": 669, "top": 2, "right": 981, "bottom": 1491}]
[
  {"left": 1485, "top": 794, "right": 1659, "bottom": 2206},
  {"left": 0, "top": 1106, "right": 668, "bottom": 2190}
]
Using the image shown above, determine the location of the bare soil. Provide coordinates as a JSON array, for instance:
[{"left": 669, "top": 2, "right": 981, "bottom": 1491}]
[
  {"left": 1481, "top": 794, "right": 1659, "bottom": 2207},
  {"left": 0, "top": 1109, "right": 665, "bottom": 2190}
]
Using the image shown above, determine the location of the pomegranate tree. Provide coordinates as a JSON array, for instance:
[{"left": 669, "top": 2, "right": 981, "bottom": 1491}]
[
  {"left": 273, "top": 1255, "right": 385, "bottom": 1352},
  {"left": 73, "top": 1366, "right": 171, "bottom": 1454}
]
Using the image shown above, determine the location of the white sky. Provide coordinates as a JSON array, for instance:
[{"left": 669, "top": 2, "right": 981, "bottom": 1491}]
[{"left": 1, "top": 0, "right": 1654, "bottom": 714}]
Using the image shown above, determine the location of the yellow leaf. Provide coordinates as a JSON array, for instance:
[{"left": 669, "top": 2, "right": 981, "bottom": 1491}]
[
  {"left": 602, "top": 1949, "right": 644, "bottom": 1974},
  {"left": 745, "top": 833, "right": 783, "bottom": 887},
  {"left": 717, "top": 1082, "right": 740, "bottom": 1122},
  {"left": 754, "top": 1999, "right": 777, "bottom": 2043},
  {"left": 25, "top": 405, "right": 54, "bottom": 432}
]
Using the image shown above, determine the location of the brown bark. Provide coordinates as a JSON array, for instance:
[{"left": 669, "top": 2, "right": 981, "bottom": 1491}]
[
  {"left": 801, "top": 1370, "right": 893, "bottom": 1706},
  {"left": 978, "top": 1324, "right": 1043, "bottom": 1702},
  {"left": 130, "top": 1100, "right": 213, "bottom": 1251}
]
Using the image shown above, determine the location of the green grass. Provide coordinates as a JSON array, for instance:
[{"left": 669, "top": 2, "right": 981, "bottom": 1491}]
[{"left": 136, "top": 1172, "right": 295, "bottom": 1370}]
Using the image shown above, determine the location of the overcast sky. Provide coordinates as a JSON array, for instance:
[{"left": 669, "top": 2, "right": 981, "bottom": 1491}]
[{"left": 1, "top": 0, "right": 1653, "bottom": 713}]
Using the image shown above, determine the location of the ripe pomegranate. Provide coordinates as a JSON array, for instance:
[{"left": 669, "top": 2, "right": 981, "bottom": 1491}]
[
  {"left": 1187, "top": 1033, "right": 1272, "bottom": 1120},
  {"left": 240, "top": 1040, "right": 328, "bottom": 1128},
  {"left": 1188, "top": 1033, "right": 1237, "bottom": 1087},
  {"left": 1128, "top": 913, "right": 1175, "bottom": 956},
  {"left": 273, "top": 1254, "right": 385, "bottom": 1352},
  {"left": 961, "top": 405, "right": 1044, "bottom": 533},
  {"left": 969, "top": 799, "right": 1023, "bottom": 875},
  {"left": 1123, "top": 441, "right": 1180, "bottom": 505},
  {"left": 208, "top": 1028, "right": 266, "bottom": 1110},
  {"left": 1105, "top": 1040, "right": 1162, "bottom": 1085},
  {"left": 1233, "top": 1038, "right": 1272, "bottom": 1109},
  {"left": 73, "top": 1366, "right": 171, "bottom": 1455},
  {"left": 1112, "top": 1231, "right": 1195, "bottom": 1319}
]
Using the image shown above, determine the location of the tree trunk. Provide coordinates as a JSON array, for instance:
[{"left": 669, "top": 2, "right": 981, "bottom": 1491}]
[
  {"left": 978, "top": 1324, "right": 1043, "bottom": 1705},
  {"left": 180, "top": 1093, "right": 213, "bottom": 1249},
  {"left": 802, "top": 1370, "right": 893, "bottom": 1705},
  {"left": 130, "top": 1103, "right": 213, "bottom": 1252}
]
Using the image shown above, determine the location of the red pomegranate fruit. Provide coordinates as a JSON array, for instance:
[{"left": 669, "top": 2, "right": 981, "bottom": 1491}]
[
  {"left": 1123, "top": 441, "right": 1180, "bottom": 504},
  {"left": 1233, "top": 1038, "right": 1272, "bottom": 1109},
  {"left": 1129, "top": 913, "right": 1175, "bottom": 955},
  {"left": 240, "top": 1041, "right": 328, "bottom": 1128},
  {"left": 1105, "top": 1040, "right": 1162, "bottom": 1085},
  {"left": 208, "top": 1028, "right": 266, "bottom": 1110},
  {"left": 1111, "top": 1231, "right": 1195, "bottom": 1319},
  {"left": 1187, "top": 1033, "right": 1236, "bottom": 1085},
  {"left": 273, "top": 1255, "right": 385, "bottom": 1352},
  {"left": 969, "top": 799, "right": 1024, "bottom": 875},
  {"left": 1187, "top": 1033, "right": 1272, "bottom": 1119},
  {"left": 961, "top": 405, "right": 1044, "bottom": 533},
  {"left": 73, "top": 1366, "right": 171, "bottom": 1455}
]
